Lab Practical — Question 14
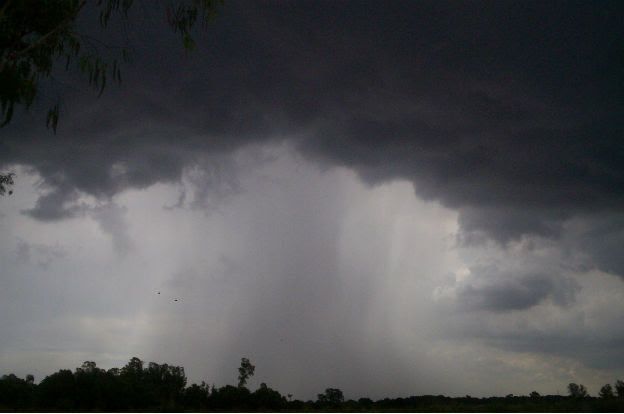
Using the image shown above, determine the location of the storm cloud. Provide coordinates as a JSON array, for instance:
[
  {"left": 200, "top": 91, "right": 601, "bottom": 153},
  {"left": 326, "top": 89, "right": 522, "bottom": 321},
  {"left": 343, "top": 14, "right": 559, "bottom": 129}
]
[
  {"left": 1, "top": 0, "right": 624, "bottom": 399},
  {"left": 3, "top": 1, "right": 623, "bottom": 246},
  {"left": 452, "top": 269, "right": 579, "bottom": 312}
]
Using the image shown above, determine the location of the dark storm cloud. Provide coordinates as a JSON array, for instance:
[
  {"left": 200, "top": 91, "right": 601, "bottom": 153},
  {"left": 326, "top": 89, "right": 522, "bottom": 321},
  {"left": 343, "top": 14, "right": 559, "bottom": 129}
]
[
  {"left": 444, "top": 314, "right": 624, "bottom": 371},
  {"left": 455, "top": 272, "right": 578, "bottom": 312},
  {"left": 485, "top": 332, "right": 624, "bottom": 370},
  {"left": 571, "top": 215, "right": 624, "bottom": 277},
  {"left": 437, "top": 260, "right": 580, "bottom": 314},
  {"left": 457, "top": 207, "right": 566, "bottom": 245},
  {"left": 23, "top": 186, "right": 84, "bottom": 221},
  {"left": 2, "top": 1, "right": 623, "bottom": 251},
  {"left": 437, "top": 269, "right": 624, "bottom": 372}
]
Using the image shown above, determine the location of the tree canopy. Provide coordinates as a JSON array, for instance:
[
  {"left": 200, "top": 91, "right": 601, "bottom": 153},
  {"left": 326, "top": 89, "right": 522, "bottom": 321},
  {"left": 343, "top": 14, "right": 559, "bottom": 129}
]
[
  {"left": 237, "top": 357, "right": 255, "bottom": 388},
  {"left": 2, "top": 357, "right": 624, "bottom": 411},
  {"left": 568, "top": 383, "right": 589, "bottom": 399}
]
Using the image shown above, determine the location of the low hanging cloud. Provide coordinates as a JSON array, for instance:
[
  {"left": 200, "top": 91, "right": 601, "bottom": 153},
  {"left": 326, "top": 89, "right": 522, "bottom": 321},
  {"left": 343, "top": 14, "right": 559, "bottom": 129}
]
[
  {"left": 1, "top": 1, "right": 623, "bottom": 280},
  {"left": 90, "top": 203, "right": 134, "bottom": 256},
  {"left": 433, "top": 257, "right": 624, "bottom": 371},
  {"left": 443, "top": 267, "right": 580, "bottom": 313}
]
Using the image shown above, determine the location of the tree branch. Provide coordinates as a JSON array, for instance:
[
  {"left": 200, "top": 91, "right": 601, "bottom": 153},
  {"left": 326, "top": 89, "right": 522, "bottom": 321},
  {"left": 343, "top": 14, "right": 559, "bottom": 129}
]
[{"left": 13, "top": 0, "right": 87, "bottom": 59}]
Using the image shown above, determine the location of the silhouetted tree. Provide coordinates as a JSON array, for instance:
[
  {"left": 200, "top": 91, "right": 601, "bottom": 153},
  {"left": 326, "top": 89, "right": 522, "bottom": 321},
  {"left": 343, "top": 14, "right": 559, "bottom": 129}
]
[
  {"left": 120, "top": 357, "right": 147, "bottom": 409},
  {"left": 317, "top": 388, "right": 344, "bottom": 406},
  {"left": 210, "top": 384, "right": 251, "bottom": 411},
  {"left": 568, "top": 383, "right": 588, "bottom": 398},
  {"left": 37, "top": 369, "right": 76, "bottom": 411},
  {"left": 251, "top": 382, "right": 286, "bottom": 411},
  {"left": 73, "top": 360, "right": 112, "bottom": 410},
  {"left": 183, "top": 382, "right": 210, "bottom": 411},
  {"left": 616, "top": 380, "right": 624, "bottom": 398},
  {"left": 76, "top": 361, "right": 98, "bottom": 374},
  {"left": 358, "top": 397, "right": 373, "bottom": 407},
  {"left": 600, "top": 383, "right": 614, "bottom": 399},
  {"left": 107, "top": 367, "right": 120, "bottom": 376},
  {"left": 4, "top": 356, "right": 624, "bottom": 412},
  {"left": 237, "top": 357, "right": 255, "bottom": 388},
  {"left": 0, "top": 373, "right": 35, "bottom": 410},
  {"left": 144, "top": 361, "right": 187, "bottom": 409},
  {"left": 0, "top": 172, "right": 13, "bottom": 195}
]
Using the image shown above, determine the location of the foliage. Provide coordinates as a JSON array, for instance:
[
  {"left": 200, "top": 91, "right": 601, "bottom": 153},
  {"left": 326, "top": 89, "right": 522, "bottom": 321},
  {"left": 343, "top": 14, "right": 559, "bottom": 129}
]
[
  {"left": 0, "top": 0, "right": 222, "bottom": 132},
  {"left": 211, "top": 384, "right": 251, "bottom": 411},
  {"left": 0, "top": 172, "right": 13, "bottom": 195},
  {"left": 317, "top": 387, "right": 344, "bottom": 406},
  {"left": 37, "top": 369, "right": 77, "bottom": 410},
  {"left": 0, "top": 373, "right": 35, "bottom": 410},
  {"left": 2, "top": 357, "right": 624, "bottom": 411},
  {"left": 616, "top": 379, "right": 624, "bottom": 398},
  {"left": 568, "top": 382, "right": 589, "bottom": 398},
  {"left": 182, "top": 381, "right": 210, "bottom": 410},
  {"left": 237, "top": 357, "right": 255, "bottom": 388},
  {"left": 251, "top": 382, "right": 287, "bottom": 411},
  {"left": 599, "top": 383, "right": 614, "bottom": 399}
]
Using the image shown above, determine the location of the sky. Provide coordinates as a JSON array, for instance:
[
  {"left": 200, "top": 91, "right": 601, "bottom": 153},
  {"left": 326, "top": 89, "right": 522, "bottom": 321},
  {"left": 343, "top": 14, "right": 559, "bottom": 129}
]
[{"left": 1, "top": 0, "right": 624, "bottom": 400}]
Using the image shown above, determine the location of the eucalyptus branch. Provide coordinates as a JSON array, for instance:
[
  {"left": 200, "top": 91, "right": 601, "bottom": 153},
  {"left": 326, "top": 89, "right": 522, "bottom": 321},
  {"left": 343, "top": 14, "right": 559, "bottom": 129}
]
[
  {"left": 0, "top": 0, "right": 222, "bottom": 131},
  {"left": 13, "top": 1, "right": 87, "bottom": 59}
]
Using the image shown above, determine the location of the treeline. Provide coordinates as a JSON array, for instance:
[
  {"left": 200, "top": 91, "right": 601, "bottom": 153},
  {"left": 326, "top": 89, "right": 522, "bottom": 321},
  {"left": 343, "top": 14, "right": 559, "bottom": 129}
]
[{"left": 1, "top": 357, "right": 624, "bottom": 412}]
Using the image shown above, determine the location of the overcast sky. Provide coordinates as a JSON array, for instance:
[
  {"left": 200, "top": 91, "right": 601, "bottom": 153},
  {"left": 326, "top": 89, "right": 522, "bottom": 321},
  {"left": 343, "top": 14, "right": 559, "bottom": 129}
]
[{"left": 1, "top": 0, "right": 624, "bottom": 400}]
